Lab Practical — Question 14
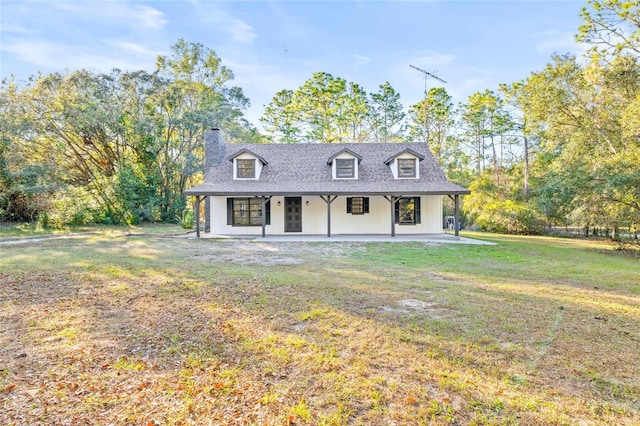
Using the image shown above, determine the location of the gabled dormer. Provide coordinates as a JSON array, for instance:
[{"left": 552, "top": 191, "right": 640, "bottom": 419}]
[
  {"left": 384, "top": 148, "right": 424, "bottom": 179},
  {"left": 327, "top": 148, "right": 362, "bottom": 180},
  {"left": 228, "top": 149, "right": 268, "bottom": 180}
]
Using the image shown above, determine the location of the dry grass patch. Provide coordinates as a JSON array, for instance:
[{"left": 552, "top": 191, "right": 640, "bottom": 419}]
[{"left": 0, "top": 230, "right": 638, "bottom": 425}]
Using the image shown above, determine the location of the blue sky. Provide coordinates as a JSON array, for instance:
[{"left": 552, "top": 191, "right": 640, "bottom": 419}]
[{"left": 1, "top": 0, "right": 587, "bottom": 128}]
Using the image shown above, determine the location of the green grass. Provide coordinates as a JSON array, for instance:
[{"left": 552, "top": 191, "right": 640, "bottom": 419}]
[
  {"left": 0, "top": 222, "right": 185, "bottom": 238},
  {"left": 0, "top": 227, "right": 638, "bottom": 424}
]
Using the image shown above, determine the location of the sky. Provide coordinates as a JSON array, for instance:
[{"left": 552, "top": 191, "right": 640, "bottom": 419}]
[{"left": 0, "top": 0, "right": 588, "bottom": 129}]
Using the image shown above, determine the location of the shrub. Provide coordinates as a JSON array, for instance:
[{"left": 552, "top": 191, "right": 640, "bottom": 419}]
[
  {"left": 181, "top": 209, "right": 194, "bottom": 229},
  {"left": 46, "top": 186, "right": 97, "bottom": 228},
  {"left": 473, "top": 200, "right": 546, "bottom": 234}
]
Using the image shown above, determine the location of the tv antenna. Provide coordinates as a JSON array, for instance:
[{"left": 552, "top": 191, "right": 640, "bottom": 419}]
[{"left": 410, "top": 64, "right": 446, "bottom": 96}]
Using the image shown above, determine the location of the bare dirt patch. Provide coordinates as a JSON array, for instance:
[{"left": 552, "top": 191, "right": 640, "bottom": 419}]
[
  {"left": 189, "top": 239, "right": 367, "bottom": 266},
  {"left": 378, "top": 298, "right": 444, "bottom": 320}
]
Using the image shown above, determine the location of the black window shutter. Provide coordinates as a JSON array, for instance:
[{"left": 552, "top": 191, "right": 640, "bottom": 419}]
[
  {"left": 266, "top": 200, "right": 271, "bottom": 225},
  {"left": 346, "top": 197, "right": 353, "bottom": 214},
  {"left": 363, "top": 197, "right": 370, "bottom": 214},
  {"left": 394, "top": 199, "right": 400, "bottom": 224},
  {"left": 227, "top": 198, "right": 233, "bottom": 225},
  {"left": 415, "top": 197, "right": 421, "bottom": 224}
]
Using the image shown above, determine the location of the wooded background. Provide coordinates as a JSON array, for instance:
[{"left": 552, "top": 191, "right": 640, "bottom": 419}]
[{"left": 1, "top": 0, "right": 638, "bottom": 238}]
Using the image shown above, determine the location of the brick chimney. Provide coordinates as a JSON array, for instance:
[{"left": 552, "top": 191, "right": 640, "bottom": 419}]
[
  {"left": 204, "top": 128, "right": 226, "bottom": 169},
  {"left": 203, "top": 128, "right": 225, "bottom": 233}
]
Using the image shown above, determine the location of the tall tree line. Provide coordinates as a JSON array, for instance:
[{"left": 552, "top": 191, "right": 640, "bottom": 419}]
[
  {"left": 0, "top": 40, "right": 261, "bottom": 226},
  {"left": 463, "top": 0, "right": 640, "bottom": 236},
  {"left": 261, "top": 73, "right": 408, "bottom": 144}
]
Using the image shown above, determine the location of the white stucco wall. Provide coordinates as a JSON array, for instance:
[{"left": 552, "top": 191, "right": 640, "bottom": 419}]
[{"left": 210, "top": 195, "right": 443, "bottom": 236}]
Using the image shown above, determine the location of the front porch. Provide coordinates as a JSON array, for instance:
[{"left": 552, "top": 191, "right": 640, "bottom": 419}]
[{"left": 190, "top": 194, "right": 463, "bottom": 239}]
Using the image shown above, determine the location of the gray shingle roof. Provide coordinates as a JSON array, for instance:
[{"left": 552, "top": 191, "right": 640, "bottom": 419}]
[{"left": 184, "top": 142, "right": 470, "bottom": 196}]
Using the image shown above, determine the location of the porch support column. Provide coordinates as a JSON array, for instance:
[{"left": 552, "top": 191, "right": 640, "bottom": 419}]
[
  {"left": 384, "top": 196, "right": 396, "bottom": 237},
  {"left": 454, "top": 194, "right": 460, "bottom": 237},
  {"left": 204, "top": 197, "right": 211, "bottom": 233},
  {"left": 261, "top": 196, "right": 267, "bottom": 238},
  {"left": 195, "top": 195, "right": 202, "bottom": 239},
  {"left": 320, "top": 195, "right": 338, "bottom": 237}
]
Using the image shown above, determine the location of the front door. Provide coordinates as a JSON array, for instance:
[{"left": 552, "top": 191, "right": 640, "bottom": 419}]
[{"left": 285, "top": 197, "right": 302, "bottom": 232}]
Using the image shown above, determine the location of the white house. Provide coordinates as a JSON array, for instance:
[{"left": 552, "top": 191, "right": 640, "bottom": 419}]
[{"left": 184, "top": 129, "right": 470, "bottom": 238}]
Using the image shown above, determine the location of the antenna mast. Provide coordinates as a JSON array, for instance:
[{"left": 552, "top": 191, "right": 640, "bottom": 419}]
[
  {"left": 410, "top": 64, "right": 446, "bottom": 96},
  {"left": 410, "top": 65, "right": 446, "bottom": 144}
]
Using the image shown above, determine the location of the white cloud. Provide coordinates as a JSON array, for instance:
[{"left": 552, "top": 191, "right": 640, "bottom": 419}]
[
  {"left": 53, "top": 2, "right": 168, "bottom": 30},
  {"left": 191, "top": 4, "right": 257, "bottom": 44},
  {"left": 536, "top": 30, "right": 587, "bottom": 56},
  {"left": 105, "top": 40, "right": 161, "bottom": 57},
  {"left": 411, "top": 51, "right": 456, "bottom": 68},
  {"left": 267, "top": 2, "right": 310, "bottom": 40},
  {"left": 1, "top": 22, "right": 29, "bottom": 34},
  {"left": 227, "top": 19, "right": 257, "bottom": 44},
  {"left": 2, "top": 38, "right": 158, "bottom": 74},
  {"left": 352, "top": 54, "right": 371, "bottom": 67},
  {"left": 0, "top": 1, "right": 168, "bottom": 77},
  {"left": 136, "top": 5, "right": 169, "bottom": 30}
]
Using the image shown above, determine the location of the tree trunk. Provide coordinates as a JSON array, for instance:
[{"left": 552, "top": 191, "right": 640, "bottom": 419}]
[
  {"left": 523, "top": 135, "right": 530, "bottom": 200},
  {"left": 612, "top": 225, "right": 620, "bottom": 241}
]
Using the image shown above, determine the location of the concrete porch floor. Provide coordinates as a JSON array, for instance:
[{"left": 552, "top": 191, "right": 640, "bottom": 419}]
[{"left": 186, "top": 232, "right": 495, "bottom": 245}]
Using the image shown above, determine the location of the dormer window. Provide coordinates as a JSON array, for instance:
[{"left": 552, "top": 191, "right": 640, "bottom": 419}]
[
  {"left": 398, "top": 159, "right": 416, "bottom": 178},
  {"left": 328, "top": 148, "right": 362, "bottom": 180},
  {"left": 237, "top": 159, "right": 255, "bottom": 178},
  {"left": 336, "top": 158, "right": 355, "bottom": 178},
  {"left": 229, "top": 149, "right": 267, "bottom": 180},
  {"left": 384, "top": 148, "right": 424, "bottom": 179}
]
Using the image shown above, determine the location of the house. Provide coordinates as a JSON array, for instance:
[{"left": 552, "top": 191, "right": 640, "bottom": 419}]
[{"left": 183, "top": 129, "right": 470, "bottom": 238}]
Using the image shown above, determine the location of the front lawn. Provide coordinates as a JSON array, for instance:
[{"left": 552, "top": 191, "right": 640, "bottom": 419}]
[{"left": 1, "top": 229, "right": 638, "bottom": 424}]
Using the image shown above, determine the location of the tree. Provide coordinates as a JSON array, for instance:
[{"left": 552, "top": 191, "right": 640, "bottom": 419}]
[
  {"left": 518, "top": 53, "right": 640, "bottom": 235},
  {"left": 342, "top": 82, "right": 371, "bottom": 142},
  {"left": 408, "top": 87, "right": 455, "bottom": 165},
  {"left": 151, "top": 39, "right": 258, "bottom": 220},
  {"left": 463, "top": 171, "right": 546, "bottom": 234},
  {"left": 261, "top": 90, "right": 301, "bottom": 143},
  {"left": 369, "top": 82, "right": 406, "bottom": 142},
  {"left": 295, "top": 72, "right": 351, "bottom": 143},
  {"left": 459, "top": 90, "right": 513, "bottom": 177},
  {"left": 1, "top": 39, "right": 258, "bottom": 226},
  {"left": 0, "top": 78, "right": 53, "bottom": 222},
  {"left": 261, "top": 74, "right": 407, "bottom": 143},
  {"left": 577, "top": 0, "right": 640, "bottom": 59},
  {"left": 500, "top": 81, "right": 546, "bottom": 199}
]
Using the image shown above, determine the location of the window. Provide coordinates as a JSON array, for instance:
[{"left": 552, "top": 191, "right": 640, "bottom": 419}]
[
  {"left": 227, "top": 198, "right": 270, "bottom": 226},
  {"left": 347, "top": 197, "right": 369, "bottom": 215},
  {"left": 398, "top": 159, "right": 416, "bottom": 178},
  {"left": 237, "top": 159, "right": 256, "bottom": 178},
  {"left": 395, "top": 197, "right": 421, "bottom": 225},
  {"left": 336, "top": 158, "right": 355, "bottom": 178}
]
